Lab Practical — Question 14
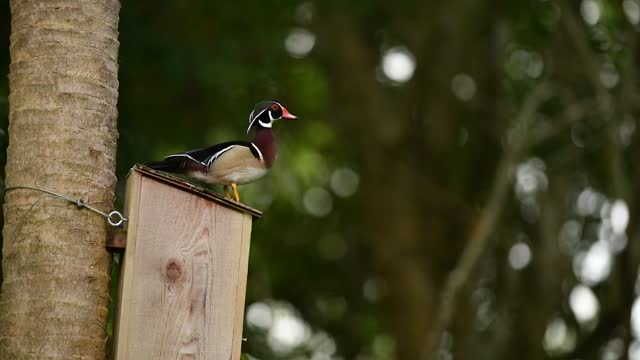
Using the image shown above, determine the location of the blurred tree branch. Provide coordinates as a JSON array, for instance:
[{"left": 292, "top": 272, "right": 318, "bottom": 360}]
[
  {"left": 559, "top": 0, "right": 631, "bottom": 199},
  {"left": 557, "top": 4, "right": 639, "bottom": 358},
  {"left": 313, "top": 4, "right": 501, "bottom": 357},
  {"left": 312, "top": 14, "right": 402, "bottom": 148},
  {"left": 528, "top": 98, "right": 596, "bottom": 147},
  {"left": 421, "top": 84, "right": 552, "bottom": 360},
  {"left": 309, "top": 2, "right": 639, "bottom": 359},
  {"left": 313, "top": 12, "right": 436, "bottom": 359}
]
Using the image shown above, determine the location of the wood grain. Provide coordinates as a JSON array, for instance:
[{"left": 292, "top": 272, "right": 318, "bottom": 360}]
[
  {"left": 113, "top": 170, "right": 254, "bottom": 359},
  {"left": 231, "top": 213, "right": 253, "bottom": 360},
  {"left": 114, "top": 169, "right": 143, "bottom": 360}
]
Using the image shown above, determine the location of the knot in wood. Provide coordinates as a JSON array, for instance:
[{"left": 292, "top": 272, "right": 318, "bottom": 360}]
[{"left": 164, "top": 259, "right": 184, "bottom": 282}]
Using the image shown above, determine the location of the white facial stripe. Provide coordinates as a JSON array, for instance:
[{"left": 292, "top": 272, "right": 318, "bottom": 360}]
[
  {"left": 250, "top": 143, "right": 264, "bottom": 162},
  {"left": 255, "top": 110, "right": 279, "bottom": 128},
  {"left": 247, "top": 108, "right": 269, "bottom": 133}
]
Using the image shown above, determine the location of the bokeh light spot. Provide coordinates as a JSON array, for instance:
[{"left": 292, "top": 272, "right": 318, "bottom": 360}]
[
  {"left": 631, "top": 341, "right": 640, "bottom": 360},
  {"left": 508, "top": 242, "right": 532, "bottom": 270},
  {"left": 599, "top": 218, "right": 628, "bottom": 254},
  {"left": 330, "top": 167, "right": 360, "bottom": 197},
  {"left": 576, "top": 187, "right": 605, "bottom": 217},
  {"left": 363, "top": 278, "right": 381, "bottom": 303},
  {"left": 574, "top": 241, "right": 612, "bottom": 285},
  {"left": 559, "top": 220, "right": 582, "bottom": 255},
  {"left": 294, "top": 1, "right": 314, "bottom": 24},
  {"left": 506, "top": 50, "right": 544, "bottom": 80},
  {"left": 600, "top": 63, "right": 620, "bottom": 88},
  {"left": 610, "top": 200, "right": 629, "bottom": 234},
  {"left": 285, "top": 28, "right": 316, "bottom": 58},
  {"left": 620, "top": 117, "right": 637, "bottom": 147},
  {"left": 602, "top": 339, "right": 625, "bottom": 360},
  {"left": 526, "top": 52, "right": 544, "bottom": 78},
  {"left": 631, "top": 297, "right": 640, "bottom": 338},
  {"left": 371, "top": 335, "right": 395, "bottom": 358},
  {"left": 304, "top": 187, "right": 333, "bottom": 217},
  {"left": 381, "top": 46, "right": 416, "bottom": 83},
  {"left": 247, "top": 302, "right": 273, "bottom": 330},
  {"left": 543, "top": 318, "right": 576, "bottom": 356},
  {"left": 569, "top": 284, "right": 599, "bottom": 325},
  {"left": 308, "top": 331, "right": 338, "bottom": 359},
  {"left": 515, "top": 158, "right": 548, "bottom": 198},
  {"left": 581, "top": 0, "right": 601, "bottom": 25},
  {"left": 451, "top": 73, "right": 477, "bottom": 101},
  {"left": 624, "top": 0, "right": 640, "bottom": 25},
  {"left": 268, "top": 304, "right": 311, "bottom": 353}
]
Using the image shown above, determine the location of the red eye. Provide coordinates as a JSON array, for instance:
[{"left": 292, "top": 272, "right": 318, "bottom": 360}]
[{"left": 271, "top": 104, "right": 279, "bottom": 110}]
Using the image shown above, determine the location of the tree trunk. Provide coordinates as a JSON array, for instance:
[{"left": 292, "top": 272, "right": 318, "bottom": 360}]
[
  {"left": 0, "top": 1, "right": 120, "bottom": 358},
  {"left": 314, "top": 2, "right": 498, "bottom": 358}
]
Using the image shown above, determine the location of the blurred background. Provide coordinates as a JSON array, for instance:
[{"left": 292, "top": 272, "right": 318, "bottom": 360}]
[{"left": 2, "top": 0, "right": 640, "bottom": 359}]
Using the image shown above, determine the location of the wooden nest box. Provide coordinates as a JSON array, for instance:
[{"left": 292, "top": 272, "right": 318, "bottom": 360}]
[{"left": 113, "top": 165, "right": 261, "bottom": 359}]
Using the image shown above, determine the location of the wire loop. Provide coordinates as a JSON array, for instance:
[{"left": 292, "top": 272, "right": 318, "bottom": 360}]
[
  {"left": 4, "top": 186, "right": 128, "bottom": 228},
  {"left": 107, "top": 211, "right": 126, "bottom": 227}
]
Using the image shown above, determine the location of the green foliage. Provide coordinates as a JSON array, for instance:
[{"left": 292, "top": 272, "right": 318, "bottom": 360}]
[
  {"left": 2, "top": 0, "right": 640, "bottom": 359},
  {"left": 241, "top": 353, "right": 260, "bottom": 360}
]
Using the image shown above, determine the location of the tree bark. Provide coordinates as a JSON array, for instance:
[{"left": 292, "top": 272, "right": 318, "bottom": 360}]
[{"left": 0, "top": 1, "right": 120, "bottom": 358}]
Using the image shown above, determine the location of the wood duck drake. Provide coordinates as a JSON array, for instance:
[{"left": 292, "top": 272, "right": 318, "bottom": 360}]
[{"left": 145, "top": 101, "right": 298, "bottom": 202}]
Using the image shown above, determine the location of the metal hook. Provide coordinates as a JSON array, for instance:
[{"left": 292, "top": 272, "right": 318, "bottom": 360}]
[{"left": 107, "top": 211, "right": 127, "bottom": 227}]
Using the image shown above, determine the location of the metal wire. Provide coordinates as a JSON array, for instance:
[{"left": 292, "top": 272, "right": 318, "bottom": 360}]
[{"left": 4, "top": 186, "right": 127, "bottom": 227}]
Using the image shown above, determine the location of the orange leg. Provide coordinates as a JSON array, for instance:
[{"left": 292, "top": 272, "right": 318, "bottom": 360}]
[
  {"left": 223, "top": 185, "right": 232, "bottom": 199},
  {"left": 231, "top": 183, "right": 240, "bottom": 203}
]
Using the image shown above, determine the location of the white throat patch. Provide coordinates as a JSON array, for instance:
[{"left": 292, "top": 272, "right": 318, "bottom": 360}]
[
  {"left": 258, "top": 111, "right": 277, "bottom": 128},
  {"left": 258, "top": 120, "right": 273, "bottom": 128}
]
